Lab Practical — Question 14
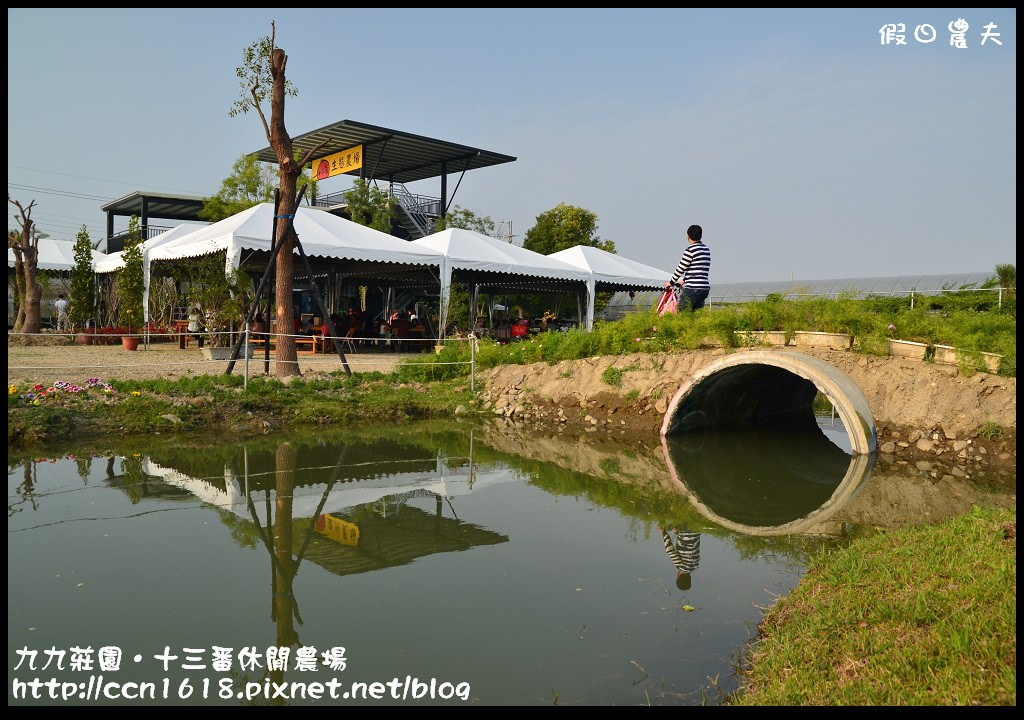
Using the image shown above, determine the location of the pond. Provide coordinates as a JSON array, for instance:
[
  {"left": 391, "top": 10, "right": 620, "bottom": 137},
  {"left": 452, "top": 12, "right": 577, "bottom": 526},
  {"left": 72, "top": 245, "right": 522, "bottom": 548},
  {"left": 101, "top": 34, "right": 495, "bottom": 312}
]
[{"left": 7, "top": 419, "right": 1014, "bottom": 706}]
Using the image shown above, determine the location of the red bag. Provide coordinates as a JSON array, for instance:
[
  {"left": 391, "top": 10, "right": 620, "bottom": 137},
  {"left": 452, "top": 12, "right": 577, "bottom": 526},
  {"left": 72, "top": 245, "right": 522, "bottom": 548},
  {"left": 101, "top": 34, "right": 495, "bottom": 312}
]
[{"left": 657, "top": 288, "right": 679, "bottom": 316}]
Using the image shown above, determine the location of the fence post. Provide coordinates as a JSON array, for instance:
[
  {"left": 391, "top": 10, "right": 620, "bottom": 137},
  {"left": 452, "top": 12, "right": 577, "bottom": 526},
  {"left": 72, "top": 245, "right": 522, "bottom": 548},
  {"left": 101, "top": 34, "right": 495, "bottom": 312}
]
[
  {"left": 910, "top": 290, "right": 915, "bottom": 310},
  {"left": 470, "top": 333, "right": 475, "bottom": 393},
  {"left": 998, "top": 287, "right": 1002, "bottom": 309},
  {"left": 243, "top": 323, "right": 249, "bottom": 390}
]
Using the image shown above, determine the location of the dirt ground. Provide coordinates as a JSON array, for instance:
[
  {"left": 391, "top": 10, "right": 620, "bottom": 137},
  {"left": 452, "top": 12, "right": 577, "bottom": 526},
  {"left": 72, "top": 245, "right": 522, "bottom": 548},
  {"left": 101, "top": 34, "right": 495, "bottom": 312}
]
[{"left": 6, "top": 336, "right": 404, "bottom": 383}]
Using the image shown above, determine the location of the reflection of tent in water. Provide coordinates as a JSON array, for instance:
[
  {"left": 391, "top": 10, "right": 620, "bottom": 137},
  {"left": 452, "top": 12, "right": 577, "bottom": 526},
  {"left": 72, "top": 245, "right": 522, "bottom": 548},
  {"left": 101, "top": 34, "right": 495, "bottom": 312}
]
[
  {"left": 137, "top": 436, "right": 512, "bottom": 572},
  {"left": 662, "top": 425, "right": 875, "bottom": 536},
  {"left": 304, "top": 489, "right": 508, "bottom": 577},
  {"left": 142, "top": 445, "right": 515, "bottom": 520}
]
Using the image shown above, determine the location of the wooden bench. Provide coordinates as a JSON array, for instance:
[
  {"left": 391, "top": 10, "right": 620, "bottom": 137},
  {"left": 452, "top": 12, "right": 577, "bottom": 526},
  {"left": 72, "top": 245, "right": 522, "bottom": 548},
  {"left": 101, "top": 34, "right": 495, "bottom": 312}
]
[{"left": 250, "top": 336, "right": 318, "bottom": 353}]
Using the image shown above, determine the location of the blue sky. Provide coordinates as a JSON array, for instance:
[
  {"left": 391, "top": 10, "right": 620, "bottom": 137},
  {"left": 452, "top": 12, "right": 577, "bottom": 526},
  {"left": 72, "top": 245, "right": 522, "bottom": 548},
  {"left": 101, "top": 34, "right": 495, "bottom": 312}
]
[{"left": 7, "top": 8, "right": 1016, "bottom": 283}]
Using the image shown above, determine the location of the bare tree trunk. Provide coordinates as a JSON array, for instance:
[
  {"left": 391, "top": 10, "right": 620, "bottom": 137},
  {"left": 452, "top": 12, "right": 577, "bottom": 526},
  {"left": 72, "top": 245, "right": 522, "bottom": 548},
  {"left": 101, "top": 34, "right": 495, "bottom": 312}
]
[
  {"left": 12, "top": 254, "right": 26, "bottom": 332},
  {"left": 21, "top": 272, "right": 42, "bottom": 334},
  {"left": 269, "top": 46, "right": 299, "bottom": 377},
  {"left": 9, "top": 200, "right": 42, "bottom": 333}
]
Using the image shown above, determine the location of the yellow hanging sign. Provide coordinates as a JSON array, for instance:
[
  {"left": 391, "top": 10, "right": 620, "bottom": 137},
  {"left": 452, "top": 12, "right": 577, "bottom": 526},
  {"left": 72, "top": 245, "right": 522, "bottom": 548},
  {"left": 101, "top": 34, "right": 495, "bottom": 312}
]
[{"left": 312, "top": 145, "right": 363, "bottom": 180}]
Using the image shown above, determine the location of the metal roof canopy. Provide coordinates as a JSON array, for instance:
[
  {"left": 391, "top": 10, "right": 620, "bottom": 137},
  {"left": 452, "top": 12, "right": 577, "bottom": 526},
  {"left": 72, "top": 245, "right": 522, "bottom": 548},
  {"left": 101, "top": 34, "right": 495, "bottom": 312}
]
[
  {"left": 252, "top": 119, "right": 516, "bottom": 187},
  {"left": 100, "top": 191, "right": 207, "bottom": 250},
  {"left": 100, "top": 191, "right": 206, "bottom": 222}
]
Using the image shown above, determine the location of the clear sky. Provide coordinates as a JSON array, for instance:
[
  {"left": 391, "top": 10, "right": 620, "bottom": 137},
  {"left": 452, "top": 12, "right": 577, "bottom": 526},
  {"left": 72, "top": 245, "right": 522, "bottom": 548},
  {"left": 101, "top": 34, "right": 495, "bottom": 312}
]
[{"left": 7, "top": 8, "right": 1017, "bottom": 283}]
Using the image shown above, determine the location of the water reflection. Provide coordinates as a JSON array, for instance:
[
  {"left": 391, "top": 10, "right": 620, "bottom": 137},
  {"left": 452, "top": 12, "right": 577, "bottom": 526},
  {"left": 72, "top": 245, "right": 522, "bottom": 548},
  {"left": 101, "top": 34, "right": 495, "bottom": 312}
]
[
  {"left": 658, "top": 524, "right": 700, "bottom": 591},
  {"left": 8, "top": 420, "right": 1013, "bottom": 706},
  {"left": 661, "top": 425, "right": 875, "bottom": 535}
]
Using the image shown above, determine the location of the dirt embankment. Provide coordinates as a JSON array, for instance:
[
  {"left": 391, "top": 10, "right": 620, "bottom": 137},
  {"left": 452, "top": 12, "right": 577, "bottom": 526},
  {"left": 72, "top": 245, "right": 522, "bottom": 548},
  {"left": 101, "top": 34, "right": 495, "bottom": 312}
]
[{"left": 475, "top": 347, "right": 1017, "bottom": 479}]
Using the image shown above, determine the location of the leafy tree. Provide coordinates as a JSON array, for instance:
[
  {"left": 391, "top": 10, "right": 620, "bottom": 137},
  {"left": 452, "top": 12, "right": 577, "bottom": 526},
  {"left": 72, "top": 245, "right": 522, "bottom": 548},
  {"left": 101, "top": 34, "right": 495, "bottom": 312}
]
[
  {"left": 175, "top": 254, "right": 252, "bottom": 348},
  {"left": 200, "top": 152, "right": 318, "bottom": 223},
  {"left": 434, "top": 205, "right": 496, "bottom": 236},
  {"left": 521, "top": 203, "right": 616, "bottom": 319},
  {"left": 522, "top": 202, "right": 615, "bottom": 255},
  {"left": 231, "top": 21, "right": 326, "bottom": 377},
  {"left": 69, "top": 225, "right": 95, "bottom": 330},
  {"left": 343, "top": 178, "right": 397, "bottom": 233},
  {"left": 117, "top": 216, "right": 145, "bottom": 333},
  {"left": 994, "top": 263, "right": 1015, "bottom": 294},
  {"left": 8, "top": 197, "right": 42, "bottom": 333}
]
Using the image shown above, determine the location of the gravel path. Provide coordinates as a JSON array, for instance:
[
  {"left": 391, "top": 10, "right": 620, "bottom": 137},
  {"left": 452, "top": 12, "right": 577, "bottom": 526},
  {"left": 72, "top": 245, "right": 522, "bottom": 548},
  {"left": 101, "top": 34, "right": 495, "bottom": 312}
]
[{"left": 7, "top": 339, "right": 405, "bottom": 384}]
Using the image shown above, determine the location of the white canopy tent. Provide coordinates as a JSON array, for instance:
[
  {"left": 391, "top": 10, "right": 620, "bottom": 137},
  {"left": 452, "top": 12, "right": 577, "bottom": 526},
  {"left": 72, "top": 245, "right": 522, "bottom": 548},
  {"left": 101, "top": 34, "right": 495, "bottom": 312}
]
[
  {"left": 412, "top": 228, "right": 591, "bottom": 334},
  {"left": 94, "top": 222, "right": 208, "bottom": 275},
  {"left": 145, "top": 203, "right": 446, "bottom": 326},
  {"left": 8, "top": 237, "right": 107, "bottom": 272},
  {"left": 148, "top": 203, "right": 444, "bottom": 271},
  {"left": 548, "top": 245, "right": 670, "bottom": 330},
  {"left": 93, "top": 222, "right": 209, "bottom": 322}
]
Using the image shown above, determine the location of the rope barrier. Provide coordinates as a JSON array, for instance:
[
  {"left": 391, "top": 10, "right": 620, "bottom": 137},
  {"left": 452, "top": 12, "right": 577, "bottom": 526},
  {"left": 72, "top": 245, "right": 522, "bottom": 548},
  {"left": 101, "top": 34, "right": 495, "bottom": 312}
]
[{"left": 8, "top": 330, "right": 477, "bottom": 375}]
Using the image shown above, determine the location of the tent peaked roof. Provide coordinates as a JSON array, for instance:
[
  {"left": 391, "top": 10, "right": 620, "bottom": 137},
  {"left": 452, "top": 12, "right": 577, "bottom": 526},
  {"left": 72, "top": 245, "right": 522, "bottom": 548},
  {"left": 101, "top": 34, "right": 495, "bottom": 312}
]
[
  {"left": 94, "top": 222, "right": 208, "bottom": 274},
  {"left": 8, "top": 237, "right": 107, "bottom": 272},
  {"left": 413, "top": 228, "right": 590, "bottom": 283},
  {"left": 147, "top": 203, "right": 444, "bottom": 270},
  {"left": 548, "top": 245, "right": 669, "bottom": 289}
]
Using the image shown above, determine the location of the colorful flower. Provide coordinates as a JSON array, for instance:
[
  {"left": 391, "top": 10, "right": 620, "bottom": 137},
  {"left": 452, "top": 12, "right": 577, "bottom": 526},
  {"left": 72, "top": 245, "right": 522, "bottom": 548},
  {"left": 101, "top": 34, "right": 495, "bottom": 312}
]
[
  {"left": 131, "top": 391, "right": 141, "bottom": 397},
  {"left": 8, "top": 385, "right": 16, "bottom": 395},
  {"left": 33, "top": 384, "right": 43, "bottom": 392}
]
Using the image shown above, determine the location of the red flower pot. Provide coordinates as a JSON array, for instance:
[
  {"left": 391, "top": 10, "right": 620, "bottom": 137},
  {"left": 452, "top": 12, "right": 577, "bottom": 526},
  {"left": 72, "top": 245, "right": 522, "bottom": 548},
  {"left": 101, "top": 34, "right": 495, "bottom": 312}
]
[{"left": 122, "top": 336, "right": 141, "bottom": 351}]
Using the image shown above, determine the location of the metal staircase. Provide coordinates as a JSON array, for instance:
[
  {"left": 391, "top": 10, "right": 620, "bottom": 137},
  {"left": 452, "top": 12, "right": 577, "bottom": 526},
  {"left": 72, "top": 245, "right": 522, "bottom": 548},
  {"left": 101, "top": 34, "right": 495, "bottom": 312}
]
[{"left": 390, "top": 184, "right": 441, "bottom": 239}]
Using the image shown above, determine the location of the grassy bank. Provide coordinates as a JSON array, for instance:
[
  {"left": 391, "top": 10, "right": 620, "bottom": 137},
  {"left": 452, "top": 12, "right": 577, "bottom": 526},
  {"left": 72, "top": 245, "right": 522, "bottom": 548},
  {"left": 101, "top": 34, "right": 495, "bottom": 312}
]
[
  {"left": 729, "top": 506, "right": 1016, "bottom": 706},
  {"left": 8, "top": 372, "right": 475, "bottom": 448},
  {"left": 402, "top": 294, "right": 1016, "bottom": 378}
]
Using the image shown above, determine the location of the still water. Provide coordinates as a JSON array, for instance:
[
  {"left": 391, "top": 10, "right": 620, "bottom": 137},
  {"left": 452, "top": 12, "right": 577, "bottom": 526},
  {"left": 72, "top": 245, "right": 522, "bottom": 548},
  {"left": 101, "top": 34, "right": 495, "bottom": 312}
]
[{"left": 7, "top": 419, "right": 1010, "bottom": 705}]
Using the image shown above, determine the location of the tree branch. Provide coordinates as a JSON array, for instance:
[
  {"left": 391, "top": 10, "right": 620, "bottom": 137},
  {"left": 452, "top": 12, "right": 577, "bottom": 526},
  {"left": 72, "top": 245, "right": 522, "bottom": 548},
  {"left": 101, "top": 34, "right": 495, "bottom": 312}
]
[
  {"left": 297, "top": 140, "right": 330, "bottom": 169},
  {"left": 251, "top": 81, "right": 272, "bottom": 143}
]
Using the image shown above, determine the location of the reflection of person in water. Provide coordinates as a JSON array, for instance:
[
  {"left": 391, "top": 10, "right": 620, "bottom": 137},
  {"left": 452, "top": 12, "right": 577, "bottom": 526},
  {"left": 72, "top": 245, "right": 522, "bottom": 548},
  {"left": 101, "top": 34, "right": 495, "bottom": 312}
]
[{"left": 659, "top": 524, "right": 701, "bottom": 590}]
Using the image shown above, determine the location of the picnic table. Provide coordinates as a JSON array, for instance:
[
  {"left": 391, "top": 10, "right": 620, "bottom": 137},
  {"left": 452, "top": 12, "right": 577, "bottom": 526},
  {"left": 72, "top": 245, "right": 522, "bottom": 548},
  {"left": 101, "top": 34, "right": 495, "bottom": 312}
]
[{"left": 173, "top": 319, "right": 200, "bottom": 349}]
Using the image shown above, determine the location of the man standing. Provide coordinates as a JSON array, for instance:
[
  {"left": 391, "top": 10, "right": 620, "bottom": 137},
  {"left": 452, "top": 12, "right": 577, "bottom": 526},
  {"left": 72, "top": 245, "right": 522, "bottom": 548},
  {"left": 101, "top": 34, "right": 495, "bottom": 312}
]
[
  {"left": 665, "top": 224, "right": 711, "bottom": 311},
  {"left": 54, "top": 294, "right": 70, "bottom": 331}
]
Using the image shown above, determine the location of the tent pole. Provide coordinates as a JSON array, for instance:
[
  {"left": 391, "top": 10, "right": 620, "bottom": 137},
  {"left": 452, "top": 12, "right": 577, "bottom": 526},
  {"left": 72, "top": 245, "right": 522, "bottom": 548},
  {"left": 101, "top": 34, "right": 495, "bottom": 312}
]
[
  {"left": 225, "top": 187, "right": 305, "bottom": 375},
  {"left": 295, "top": 240, "right": 350, "bottom": 376}
]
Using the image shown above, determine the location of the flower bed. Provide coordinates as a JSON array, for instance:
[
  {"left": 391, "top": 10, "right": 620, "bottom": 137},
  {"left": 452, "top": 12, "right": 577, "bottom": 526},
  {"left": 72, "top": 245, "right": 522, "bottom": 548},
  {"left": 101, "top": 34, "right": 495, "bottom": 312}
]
[{"left": 9, "top": 378, "right": 118, "bottom": 406}]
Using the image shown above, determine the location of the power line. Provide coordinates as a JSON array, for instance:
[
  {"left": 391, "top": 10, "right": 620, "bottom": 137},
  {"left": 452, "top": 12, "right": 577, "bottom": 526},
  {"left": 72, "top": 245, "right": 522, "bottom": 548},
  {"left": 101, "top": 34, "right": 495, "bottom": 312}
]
[
  {"left": 8, "top": 183, "right": 115, "bottom": 202},
  {"left": 8, "top": 163, "right": 210, "bottom": 196}
]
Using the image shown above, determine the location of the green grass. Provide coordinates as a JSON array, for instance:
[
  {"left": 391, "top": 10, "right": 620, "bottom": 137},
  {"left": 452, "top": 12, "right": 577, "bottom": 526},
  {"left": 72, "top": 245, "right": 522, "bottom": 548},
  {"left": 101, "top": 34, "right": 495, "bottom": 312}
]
[
  {"left": 602, "top": 366, "right": 624, "bottom": 387},
  {"left": 8, "top": 371, "right": 476, "bottom": 448},
  {"left": 975, "top": 422, "right": 1005, "bottom": 440},
  {"left": 730, "top": 506, "right": 1016, "bottom": 706},
  {"left": 387, "top": 296, "right": 1015, "bottom": 377}
]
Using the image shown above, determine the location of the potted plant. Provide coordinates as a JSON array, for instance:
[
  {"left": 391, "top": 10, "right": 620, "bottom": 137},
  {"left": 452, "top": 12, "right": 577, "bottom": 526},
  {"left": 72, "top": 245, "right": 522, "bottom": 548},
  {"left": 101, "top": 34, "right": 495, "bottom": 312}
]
[
  {"left": 116, "top": 215, "right": 145, "bottom": 351},
  {"left": 69, "top": 225, "right": 95, "bottom": 344}
]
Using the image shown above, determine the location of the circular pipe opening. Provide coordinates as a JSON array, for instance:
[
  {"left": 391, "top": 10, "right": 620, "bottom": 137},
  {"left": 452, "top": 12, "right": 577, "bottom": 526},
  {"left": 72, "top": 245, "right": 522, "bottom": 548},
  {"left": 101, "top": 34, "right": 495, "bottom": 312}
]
[{"left": 660, "top": 351, "right": 877, "bottom": 456}]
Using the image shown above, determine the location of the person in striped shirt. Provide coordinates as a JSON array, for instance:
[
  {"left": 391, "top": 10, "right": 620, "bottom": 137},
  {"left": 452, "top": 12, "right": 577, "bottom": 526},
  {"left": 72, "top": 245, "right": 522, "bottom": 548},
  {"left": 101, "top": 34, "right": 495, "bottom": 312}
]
[{"left": 665, "top": 224, "right": 711, "bottom": 311}]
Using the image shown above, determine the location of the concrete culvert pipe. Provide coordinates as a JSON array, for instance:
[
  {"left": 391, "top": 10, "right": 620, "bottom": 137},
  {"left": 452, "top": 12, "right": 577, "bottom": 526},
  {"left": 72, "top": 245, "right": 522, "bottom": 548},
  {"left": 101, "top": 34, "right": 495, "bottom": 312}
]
[{"left": 660, "top": 351, "right": 877, "bottom": 456}]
